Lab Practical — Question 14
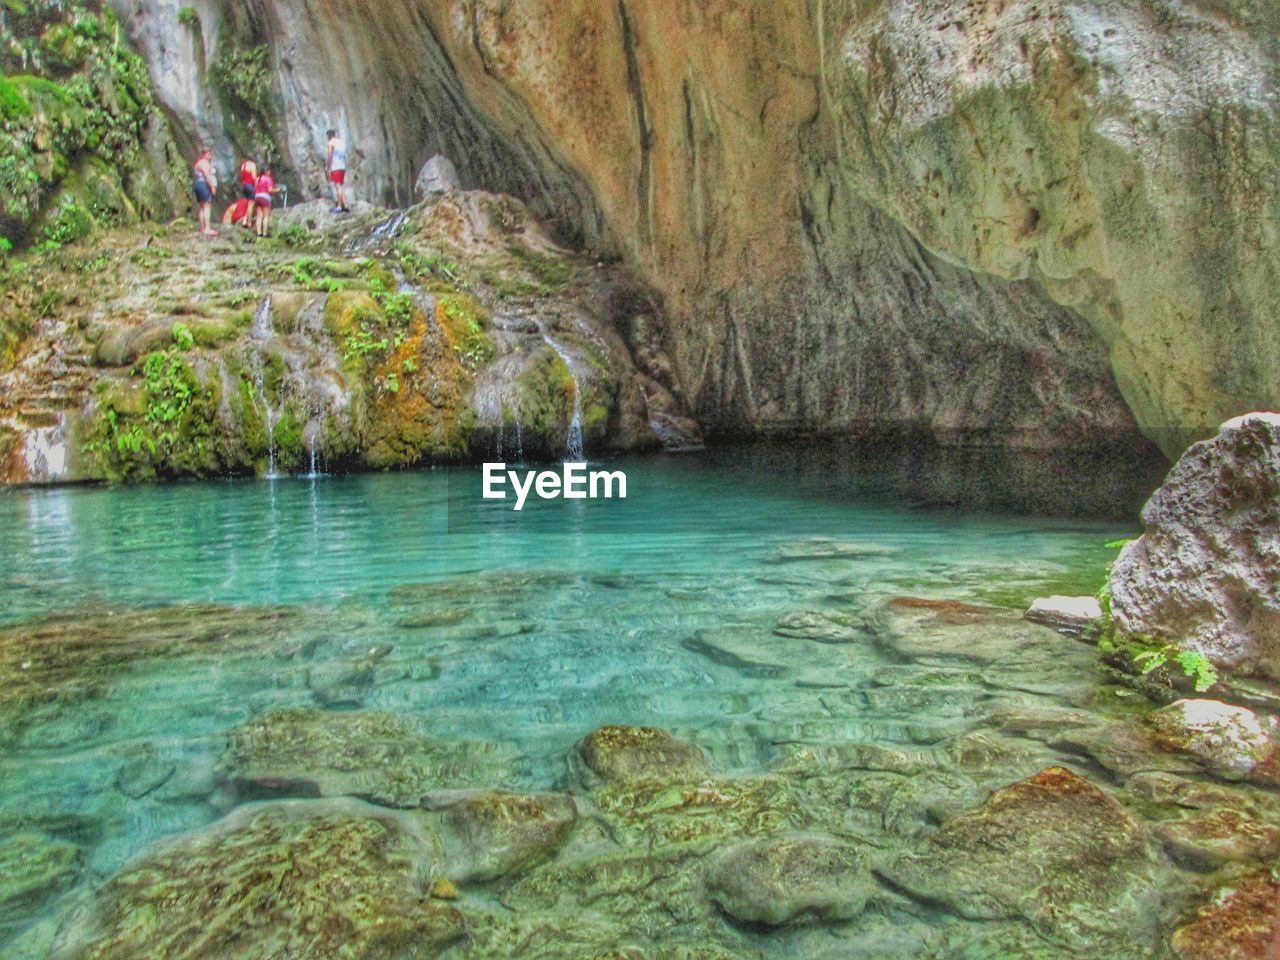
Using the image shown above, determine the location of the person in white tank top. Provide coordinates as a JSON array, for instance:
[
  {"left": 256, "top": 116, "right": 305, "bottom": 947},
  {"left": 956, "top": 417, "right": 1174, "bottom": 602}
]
[{"left": 326, "top": 129, "right": 350, "bottom": 213}]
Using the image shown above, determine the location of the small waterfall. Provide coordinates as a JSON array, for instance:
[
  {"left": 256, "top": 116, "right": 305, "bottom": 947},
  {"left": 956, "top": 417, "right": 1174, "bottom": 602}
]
[
  {"left": 22, "top": 413, "right": 70, "bottom": 483},
  {"left": 248, "top": 297, "right": 282, "bottom": 478},
  {"left": 248, "top": 354, "right": 282, "bottom": 480},
  {"left": 538, "top": 331, "right": 585, "bottom": 462},
  {"left": 251, "top": 295, "right": 274, "bottom": 340},
  {"left": 346, "top": 211, "right": 409, "bottom": 252}
]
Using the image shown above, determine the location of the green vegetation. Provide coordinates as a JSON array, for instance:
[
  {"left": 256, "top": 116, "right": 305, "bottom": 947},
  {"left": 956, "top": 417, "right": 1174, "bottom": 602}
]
[
  {"left": 437, "top": 294, "right": 495, "bottom": 370},
  {"left": 85, "top": 323, "right": 211, "bottom": 478},
  {"left": 177, "top": 6, "right": 199, "bottom": 27},
  {"left": 278, "top": 223, "right": 311, "bottom": 248},
  {"left": 1095, "top": 537, "right": 1218, "bottom": 695},
  {"left": 505, "top": 243, "right": 573, "bottom": 292},
  {"left": 0, "top": 2, "right": 183, "bottom": 248},
  {"left": 208, "top": 37, "right": 283, "bottom": 170},
  {"left": 394, "top": 244, "right": 460, "bottom": 287},
  {"left": 276, "top": 256, "right": 361, "bottom": 292}
]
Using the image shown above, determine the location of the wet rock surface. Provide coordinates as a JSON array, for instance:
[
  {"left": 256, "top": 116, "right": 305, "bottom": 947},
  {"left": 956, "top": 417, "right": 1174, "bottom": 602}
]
[
  {"left": 572, "top": 726, "right": 710, "bottom": 788},
  {"left": 706, "top": 833, "right": 875, "bottom": 928},
  {"left": 47, "top": 799, "right": 464, "bottom": 960},
  {"left": 880, "top": 767, "right": 1170, "bottom": 956},
  {"left": 219, "top": 707, "right": 522, "bottom": 806},
  {"left": 1170, "top": 873, "right": 1280, "bottom": 960},
  {"left": 1, "top": 190, "right": 693, "bottom": 485}
]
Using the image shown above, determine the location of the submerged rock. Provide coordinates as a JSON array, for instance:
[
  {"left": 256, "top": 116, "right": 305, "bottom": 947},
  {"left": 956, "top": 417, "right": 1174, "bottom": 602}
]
[
  {"left": 764, "top": 538, "right": 901, "bottom": 564},
  {"left": 1153, "top": 810, "right": 1280, "bottom": 872},
  {"left": 219, "top": 707, "right": 521, "bottom": 807},
  {"left": 48, "top": 799, "right": 464, "bottom": 960},
  {"left": 1110, "top": 413, "right": 1280, "bottom": 685},
  {"left": 773, "top": 610, "right": 871, "bottom": 644},
  {"left": 1145, "top": 700, "right": 1280, "bottom": 786},
  {"left": 1171, "top": 873, "right": 1280, "bottom": 960},
  {"left": 0, "top": 832, "right": 81, "bottom": 933},
  {"left": 1025, "top": 596, "right": 1102, "bottom": 637},
  {"left": 706, "top": 833, "right": 875, "bottom": 928},
  {"left": 438, "top": 791, "right": 576, "bottom": 883},
  {"left": 572, "top": 726, "right": 710, "bottom": 789},
  {"left": 880, "top": 767, "right": 1167, "bottom": 955},
  {"left": 0, "top": 604, "right": 304, "bottom": 748}
]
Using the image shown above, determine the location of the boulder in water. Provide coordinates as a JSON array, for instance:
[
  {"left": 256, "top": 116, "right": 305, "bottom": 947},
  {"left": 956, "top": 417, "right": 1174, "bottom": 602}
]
[
  {"left": 1110, "top": 413, "right": 1280, "bottom": 685},
  {"left": 1171, "top": 873, "right": 1280, "bottom": 960},
  {"left": 415, "top": 155, "right": 461, "bottom": 198},
  {"left": 572, "top": 725, "right": 709, "bottom": 788},
  {"left": 879, "top": 767, "right": 1168, "bottom": 956},
  {"left": 706, "top": 833, "right": 874, "bottom": 928},
  {"left": 438, "top": 791, "right": 577, "bottom": 883},
  {"left": 218, "top": 707, "right": 521, "bottom": 806},
  {"left": 48, "top": 799, "right": 464, "bottom": 960}
]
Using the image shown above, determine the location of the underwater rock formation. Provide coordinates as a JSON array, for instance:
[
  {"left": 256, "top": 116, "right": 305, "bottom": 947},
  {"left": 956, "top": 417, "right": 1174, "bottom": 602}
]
[
  {"left": 110, "top": 0, "right": 1280, "bottom": 455},
  {"left": 1110, "top": 413, "right": 1280, "bottom": 687},
  {"left": 706, "top": 833, "right": 874, "bottom": 928},
  {"left": 47, "top": 799, "right": 466, "bottom": 960},
  {"left": 879, "top": 766, "right": 1169, "bottom": 956}
]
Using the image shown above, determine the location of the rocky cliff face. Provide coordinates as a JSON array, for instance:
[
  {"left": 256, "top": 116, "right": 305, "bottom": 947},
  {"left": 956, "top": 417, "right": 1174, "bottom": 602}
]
[{"left": 109, "top": 0, "right": 1279, "bottom": 457}]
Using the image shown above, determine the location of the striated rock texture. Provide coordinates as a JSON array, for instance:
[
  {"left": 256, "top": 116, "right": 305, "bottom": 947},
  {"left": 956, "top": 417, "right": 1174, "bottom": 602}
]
[
  {"left": 110, "top": 0, "right": 1280, "bottom": 455},
  {"left": 1110, "top": 413, "right": 1280, "bottom": 683}
]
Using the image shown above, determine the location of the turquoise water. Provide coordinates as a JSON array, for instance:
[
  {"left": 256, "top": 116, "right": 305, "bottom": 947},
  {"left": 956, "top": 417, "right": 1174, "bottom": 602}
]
[{"left": 0, "top": 446, "right": 1161, "bottom": 956}]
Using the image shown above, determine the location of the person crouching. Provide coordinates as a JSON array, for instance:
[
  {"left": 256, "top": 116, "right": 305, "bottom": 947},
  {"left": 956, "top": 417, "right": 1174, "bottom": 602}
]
[{"left": 253, "top": 167, "right": 281, "bottom": 238}]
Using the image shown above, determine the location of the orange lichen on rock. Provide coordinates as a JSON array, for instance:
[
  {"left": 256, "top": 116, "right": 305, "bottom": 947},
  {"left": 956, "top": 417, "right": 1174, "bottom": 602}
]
[{"left": 1171, "top": 873, "right": 1280, "bottom": 960}]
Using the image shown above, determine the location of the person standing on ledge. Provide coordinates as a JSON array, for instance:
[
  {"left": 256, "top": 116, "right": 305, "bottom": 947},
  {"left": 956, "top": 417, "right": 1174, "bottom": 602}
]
[
  {"left": 193, "top": 146, "right": 218, "bottom": 236},
  {"left": 253, "top": 165, "right": 281, "bottom": 238},
  {"left": 326, "top": 129, "right": 349, "bottom": 214},
  {"left": 237, "top": 155, "right": 258, "bottom": 227}
]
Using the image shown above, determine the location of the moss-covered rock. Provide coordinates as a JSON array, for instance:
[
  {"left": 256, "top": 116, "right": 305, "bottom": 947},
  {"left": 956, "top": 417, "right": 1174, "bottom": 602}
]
[
  {"left": 218, "top": 707, "right": 521, "bottom": 807},
  {"left": 48, "top": 799, "right": 465, "bottom": 960},
  {"left": 879, "top": 767, "right": 1170, "bottom": 956},
  {"left": 439, "top": 791, "right": 577, "bottom": 883},
  {"left": 0, "top": 832, "right": 82, "bottom": 934},
  {"left": 572, "top": 726, "right": 710, "bottom": 789},
  {"left": 706, "top": 833, "right": 874, "bottom": 928}
]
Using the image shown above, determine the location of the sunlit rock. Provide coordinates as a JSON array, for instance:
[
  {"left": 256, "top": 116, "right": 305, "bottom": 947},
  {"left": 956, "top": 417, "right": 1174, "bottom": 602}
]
[
  {"left": 415, "top": 155, "right": 462, "bottom": 197},
  {"left": 1026, "top": 596, "right": 1102, "bottom": 636},
  {"left": 437, "top": 791, "right": 577, "bottom": 883}
]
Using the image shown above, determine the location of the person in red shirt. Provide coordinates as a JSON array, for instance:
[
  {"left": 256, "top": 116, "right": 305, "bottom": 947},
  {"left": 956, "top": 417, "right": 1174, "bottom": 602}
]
[
  {"left": 253, "top": 167, "right": 281, "bottom": 238},
  {"left": 221, "top": 197, "right": 253, "bottom": 229},
  {"left": 237, "top": 157, "right": 258, "bottom": 227}
]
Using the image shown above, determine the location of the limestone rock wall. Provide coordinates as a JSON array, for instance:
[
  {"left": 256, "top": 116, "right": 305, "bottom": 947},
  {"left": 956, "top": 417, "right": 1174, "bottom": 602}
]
[{"left": 110, "top": 0, "right": 1280, "bottom": 456}]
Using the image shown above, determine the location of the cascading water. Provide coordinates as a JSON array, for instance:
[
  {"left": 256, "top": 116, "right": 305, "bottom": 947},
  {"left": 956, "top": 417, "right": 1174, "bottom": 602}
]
[
  {"left": 249, "top": 297, "right": 282, "bottom": 479},
  {"left": 21, "top": 413, "right": 70, "bottom": 483},
  {"left": 346, "top": 211, "right": 410, "bottom": 253},
  {"left": 538, "top": 330, "right": 585, "bottom": 462}
]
